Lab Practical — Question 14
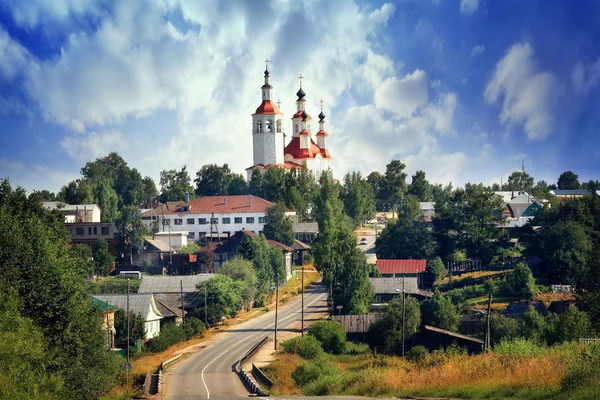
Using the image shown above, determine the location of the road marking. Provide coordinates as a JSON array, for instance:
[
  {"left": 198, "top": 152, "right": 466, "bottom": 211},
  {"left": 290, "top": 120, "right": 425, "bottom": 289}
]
[{"left": 200, "top": 292, "right": 327, "bottom": 399}]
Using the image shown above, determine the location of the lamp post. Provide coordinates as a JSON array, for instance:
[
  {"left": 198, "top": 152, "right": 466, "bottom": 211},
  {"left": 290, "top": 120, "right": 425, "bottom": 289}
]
[
  {"left": 396, "top": 278, "right": 406, "bottom": 358},
  {"left": 301, "top": 264, "right": 305, "bottom": 336},
  {"left": 274, "top": 272, "right": 279, "bottom": 350}
]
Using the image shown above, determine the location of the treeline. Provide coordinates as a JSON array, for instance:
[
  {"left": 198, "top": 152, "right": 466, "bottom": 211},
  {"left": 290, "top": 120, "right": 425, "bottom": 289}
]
[{"left": 0, "top": 179, "right": 122, "bottom": 399}]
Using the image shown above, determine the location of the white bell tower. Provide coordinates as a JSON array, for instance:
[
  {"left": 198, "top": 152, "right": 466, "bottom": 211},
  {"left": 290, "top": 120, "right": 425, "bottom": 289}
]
[{"left": 252, "top": 59, "right": 284, "bottom": 167}]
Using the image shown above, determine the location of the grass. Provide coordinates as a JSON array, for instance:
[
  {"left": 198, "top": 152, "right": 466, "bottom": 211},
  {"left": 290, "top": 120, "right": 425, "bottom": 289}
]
[
  {"left": 265, "top": 341, "right": 600, "bottom": 399},
  {"left": 436, "top": 269, "right": 512, "bottom": 290}
]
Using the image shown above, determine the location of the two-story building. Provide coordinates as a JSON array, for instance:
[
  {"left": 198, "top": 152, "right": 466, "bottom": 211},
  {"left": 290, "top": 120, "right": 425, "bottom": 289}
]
[{"left": 152, "top": 195, "right": 296, "bottom": 242}]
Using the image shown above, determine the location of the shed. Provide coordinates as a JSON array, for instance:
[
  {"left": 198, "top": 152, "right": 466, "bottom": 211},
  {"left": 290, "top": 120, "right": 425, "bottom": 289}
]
[
  {"left": 370, "top": 277, "right": 432, "bottom": 303},
  {"left": 411, "top": 325, "right": 484, "bottom": 354}
]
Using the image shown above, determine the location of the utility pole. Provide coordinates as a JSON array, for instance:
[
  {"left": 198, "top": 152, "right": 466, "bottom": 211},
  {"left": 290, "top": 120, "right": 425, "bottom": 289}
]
[
  {"left": 402, "top": 276, "right": 406, "bottom": 358},
  {"left": 180, "top": 280, "right": 185, "bottom": 325},
  {"left": 485, "top": 293, "right": 492, "bottom": 352},
  {"left": 105, "top": 300, "right": 110, "bottom": 349},
  {"left": 274, "top": 273, "right": 279, "bottom": 350},
  {"left": 126, "top": 278, "right": 130, "bottom": 387},
  {"left": 204, "top": 282, "right": 208, "bottom": 326},
  {"left": 301, "top": 264, "right": 305, "bottom": 336}
]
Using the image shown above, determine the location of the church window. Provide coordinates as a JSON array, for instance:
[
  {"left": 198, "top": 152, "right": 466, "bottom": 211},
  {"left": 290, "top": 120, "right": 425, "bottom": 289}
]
[
  {"left": 257, "top": 121, "right": 262, "bottom": 133},
  {"left": 266, "top": 120, "right": 272, "bottom": 132},
  {"left": 276, "top": 119, "right": 282, "bottom": 132},
  {"left": 295, "top": 124, "right": 299, "bottom": 133}
]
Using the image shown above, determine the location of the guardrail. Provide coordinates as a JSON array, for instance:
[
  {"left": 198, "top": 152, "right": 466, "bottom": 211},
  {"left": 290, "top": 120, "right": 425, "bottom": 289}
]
[
  {"left": 252, "top": 363, "right": 274, "bottom": 390},
  {"left": 236, "top": 336, "right": 271, "bottom": 396},
  {"left": 157, "top": 353, "right": 182, "bottom": 394},
  {"left": 237, "top": 336, "right": 270, "bottom": 372},
  {"left": 142, "top": 366, "right": 151, "bottom": 396}
]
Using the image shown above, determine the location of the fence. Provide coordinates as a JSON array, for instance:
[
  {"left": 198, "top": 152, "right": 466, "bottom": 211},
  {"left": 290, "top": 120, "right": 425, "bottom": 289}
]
[
  {"left": 447, "top": 260, "right": 483, "bottom": 274},
  {"left": 551, "top": 284, "right": 573, "bottom": 293},
  {"left": 333, "top": 314, "right": 383, "bottom": 333},
  {"left": 579, "top": 338, "right": 599, "bottom": 346}
]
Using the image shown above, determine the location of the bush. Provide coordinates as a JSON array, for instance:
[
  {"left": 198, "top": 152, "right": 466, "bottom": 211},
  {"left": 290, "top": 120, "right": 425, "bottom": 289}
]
[
  {"left": 308, "top": 320, "right": 347, "bottom": 354},
  {"left": 146, "top": 323, "right": 186, "bottom": 353},
  {"left": 493, "top": 338, "right": 546, "bottom": 356},
  {"left": 281, "top": 335, "right": 324, "bottom": 359},
  {"left": 182, "top": 317, "right": 206, "bottom": 340},
  {"left": 406, "top": 345, "right": 428, "bottom": 362},
  {"left": 292, "top": 359, "right": 338, "bottom": 387},
  {"left": 562, "top": 343, "right": 600, "bottom": 391},
  {"left": 302, "top": 370, "right": 348, "bottom": 396},
  {"left": 507, "top": 263, "right": 538, "bottom": 299}
]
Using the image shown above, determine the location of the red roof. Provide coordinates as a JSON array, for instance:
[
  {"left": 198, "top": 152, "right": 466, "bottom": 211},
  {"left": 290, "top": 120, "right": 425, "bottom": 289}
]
[
  {"left": 292, "top": 110, "right": 312, "bottom": 120},
  {"left": 376, "top": 260, "right": 427, "bottom": 275},
  {"left": 284, "top": 137, "right": 327, "bottom": 159},
  {"left": 160, "top": 195, "right": 276, "bottom": 215},
  {"left": 316, "top": 129, "right": 329, "bottom": 137},
  {"left": 254, "top": 100, "right": 282, "bottom": 115}
]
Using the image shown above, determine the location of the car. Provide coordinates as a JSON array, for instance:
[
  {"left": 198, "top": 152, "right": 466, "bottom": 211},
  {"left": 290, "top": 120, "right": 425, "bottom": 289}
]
[{"left": 360, "top": 237, "right": 368, "bottom": 244}]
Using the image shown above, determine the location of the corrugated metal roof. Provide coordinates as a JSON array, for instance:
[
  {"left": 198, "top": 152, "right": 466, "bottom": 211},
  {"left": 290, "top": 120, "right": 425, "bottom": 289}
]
[
  {"left": 376, "top": 259, "right": 426, "bottom": 274},
  {"left": 138, "top": 274, "right": 214, "bottom": 293},
  {"left": 293, "top": 222, "right": 319, "bottom": 233},
  {"left": 93, "top": 294, "right": 162, "bottom": 318},
  {"left": 294, "top": 239, "right": 310, "bottom": 250},
  {"left": 370, "top": 277, "right": 419, "bottom": 294},
  {"left": 419, "top": 202, "right": 436, "bottom": 211},
  {"left": 160, "top": 195, "right": 278, "bottom": 215},
  {"left": 145, "top": 239, "right": 172, "bottom": 252}
]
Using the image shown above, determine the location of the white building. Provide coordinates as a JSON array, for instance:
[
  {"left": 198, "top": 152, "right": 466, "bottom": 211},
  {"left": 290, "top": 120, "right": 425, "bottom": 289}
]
[
  {"left": 246, "top": 62, "right": 332, "bottom": 179},
  {"left": 42, "top": 201, "right": 101, "bottom": 223},
  {"left": 93, "top": 294, "right": 163, "bottom": 339},
  {"left": 152, "top": 195, "right": 295, "bottom": 242}
]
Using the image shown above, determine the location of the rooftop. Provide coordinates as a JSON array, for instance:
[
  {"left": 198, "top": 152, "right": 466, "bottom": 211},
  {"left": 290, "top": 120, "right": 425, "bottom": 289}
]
[
  {"left": 93, "top": 294, "right": 162, "bottom": 318},
  {"left": 159, "top": 195, "right": 280, "bottom": 215},
  {"left": 138, "top": 274, "right": 214, "bottom": 293},
  {"left": 376, "top": 259, "right": 427, "bottom": 275}
]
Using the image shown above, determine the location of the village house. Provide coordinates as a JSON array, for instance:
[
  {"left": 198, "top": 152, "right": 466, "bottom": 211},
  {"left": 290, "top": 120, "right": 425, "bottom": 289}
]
[
  {"left": 93, "top": 294, "right": 164, "bottom": 339},
  {"left": 293, "top": 222, "right": 319, "bottom": 243}
]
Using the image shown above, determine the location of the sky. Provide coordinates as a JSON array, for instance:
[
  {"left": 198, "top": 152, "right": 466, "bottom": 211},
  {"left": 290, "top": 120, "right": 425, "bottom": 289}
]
[{"left": 1, "top": 0, "right": 599, "bottom": 194}]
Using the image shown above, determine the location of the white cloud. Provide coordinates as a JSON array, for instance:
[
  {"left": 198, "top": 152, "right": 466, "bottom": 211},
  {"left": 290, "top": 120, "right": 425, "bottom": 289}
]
[
  {"left": 0, "top": 27, "right": 30, "bottom": 81},
  {"left": 470, "top": 44, "right": 485, "bottom": 58},
  {"left": 485, "top": 42, "right": 560, "bottom": 140},
  {"left": 61, "top": 131, "right": 126, "bottom": 162},
  {"left": 0, "top": 158, "right": 78, "bottom": 193},
  {"left": 571, "top": 58, "right": 600, "bottom": 96},
  {"left": 374, "top": 69, "right": 429, "bottom": 118},
  {"left": 431, "top": 79, "right": 441, "bottom": 89},
  {"left": 460, "top": 0, "right": 479, "bottom": 14},
  {"left": 3, "top": 0, "right": 100, "bottom": 29}
]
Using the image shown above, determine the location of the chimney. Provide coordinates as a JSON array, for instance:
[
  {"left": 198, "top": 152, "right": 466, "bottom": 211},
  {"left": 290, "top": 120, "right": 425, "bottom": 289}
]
[
  {"left": 185, "top": 192, "right": 189, "bottom": 203},
  {"left": 224, "top": 197, "right": 227, "bottom": 204},
  {"left": 249, "top": 195, "right": 252, "bottom": 206}
]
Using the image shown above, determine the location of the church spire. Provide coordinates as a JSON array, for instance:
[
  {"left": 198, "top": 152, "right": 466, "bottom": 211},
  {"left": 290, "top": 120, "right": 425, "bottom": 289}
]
[
  {"left": 296, "top": 74, "right": 306, "bottom": 112},
  {"left": 262, "top": 58, "right": 273, "bottom": 101}
]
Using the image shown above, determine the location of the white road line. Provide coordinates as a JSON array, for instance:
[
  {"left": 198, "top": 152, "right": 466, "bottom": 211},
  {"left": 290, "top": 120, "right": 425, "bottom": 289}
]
[{"left": 200, "top": 292, "right": 327, "bottom": 399}]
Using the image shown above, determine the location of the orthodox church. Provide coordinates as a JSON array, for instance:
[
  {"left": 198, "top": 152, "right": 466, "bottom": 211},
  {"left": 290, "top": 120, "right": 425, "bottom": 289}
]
[{"left": 246, "top": 62, "right": 332, "bottom": 179}]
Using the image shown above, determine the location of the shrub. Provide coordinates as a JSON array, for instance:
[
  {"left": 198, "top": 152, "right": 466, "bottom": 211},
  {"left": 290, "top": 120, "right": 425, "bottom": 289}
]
[
  {"left": 281, "top": 335, "right": 324, "bottom": 360},
  {"left": 292, "top": 359, "right": 338, "bottom": 387},
  {"left": 302, "top": 370, "right": 348, "bottom": 396},
  {"left": 406, "top": 345, "right": 428, "bottom": 362},
  {"left": 493, "top": 338, "right": 546, "bottom": 356},
  {"left": 146, "top": 323, "right": 185, "bottom": 353},
  {"left": 182, "top": 317, "right": 206, "bottom": 340},
  {"left": 507, "top": 263, "right": 538, "bottom": 299},
  {"left": 308, "top": 319, "right": 347, "bottom": 354},
  {"left": 421, "top": 292, "right": 459, "bottom": 331},
  {"left": 562, "top": 343, "right": 600, "bottom": 391}
]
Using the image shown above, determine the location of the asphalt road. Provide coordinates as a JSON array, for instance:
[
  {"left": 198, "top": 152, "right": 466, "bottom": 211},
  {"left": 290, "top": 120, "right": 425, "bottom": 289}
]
[{"left": 163, "top": 283, "right": 329, "bottom": 400}]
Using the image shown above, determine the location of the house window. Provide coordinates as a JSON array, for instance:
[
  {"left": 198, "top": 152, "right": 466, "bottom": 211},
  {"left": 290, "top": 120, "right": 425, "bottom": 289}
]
[
  {"left": 222, "top": 253, "right": 228, "bottom": 261},
  {"left": 246, "top": 217, "right": 255, "bottom": 224},
  {"left": 187, "top": 218, "right": 195, "bottom": 225},
  {"left": 199, "top": 232, "right": 206, "bottom": 239},
  {"left": 198, "top": 218, "right": 207, "bottom": 225},
  {"left": 88, "top": 227, "right": 92, "bottom": 235},
  {"left": 76, "top": 227, "right": 84, "bottom": 236},
  {"left": 223, "top": 217, "right": 231, "bottom": 224},
  {"left": 93, "top": 227, "right": 97, "bottom": 235},
  {"left": 258, "top": 217, "right": 266, "bottom": 224},
  {"left": 101, "top": 227, "right": 109, "bottom": 235},
  {"left": 188, "top": 232, "right": 195, "bottom": 239},
  {"left": 163, "top": 218, "right": 171, "bottom": 226},
  {"left": 174, "top": 219, "right": 183, "bottom": 225},
  {"left": 376, "top": 295, "right": 382, "bottom": 303},
  {"left": 234, "top": 217, "right": 242, "bottom": 224},
  {"left": 215, "top": 253, "right": 220, "bottom": 261},
  {"left": 210, "top": 217, "right": 218, "bottom": 224}
]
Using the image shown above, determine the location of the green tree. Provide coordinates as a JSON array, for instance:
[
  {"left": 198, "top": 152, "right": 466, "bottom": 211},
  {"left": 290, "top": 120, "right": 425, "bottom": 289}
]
[
  {"left": 228, "top": 173, "right": 249, "bottom": 195},
  {"left": 264, "top": 203, "right": 295, "bottom": 246},
  {"left": 115, "top": 205, "right": 146, "bottom": 264},
  {"left": 93, "top": 238, "right": 114, "bottom": 276},
  {"left": 94, "top": 178, "right": 120, "bottom": 222},
  {"left": 307, "top": 319, "right": 347, "bottom": 354},
  {"left": 35, "top": 189, "right": 57, "bottom": 201},
  {"left": 408, "top": 170, "right": 433, "bottom": 201},
  {"left": 178, "top": 242, "right": 201, "bottom": 254},
  {"left": 380, "top": 160, "right": 408, "bottom": 212},
  {"left": 489, "top": 313, "right": 519, "bottom": 345},
  {"left": 342, "top": 171, "right": 376, "bottom": 227},
  {"left": 557, "top": 171, "right": 580, "bottom": 190},
  {"left": 368, "top": 296, "right": 421, "bottom": 354},
  {"left": 114, "top": 309, "right": 146, "bottom": 347},
  {"left": 249, "top": 169, "right": 265, "bottom": 198},
  {"left": 57, "top": 179, "right": 95, "bottom": 204},
  {"left": 517, "top": 310, "right": 547, "bottom": 344},
  {"left": 218, "top": 257, "right": 258, "bottom": 309},
  {"left": 288, "top": 165, "right": 317, "bottom": 221},
  {"left": 142, "top": 176, "right": 158, "bottom": 203},
  {"left": 159, "top": 166, "right": 194, "bottom": 202},
  {"left": 194, "top": 163, "right": 235, "bottom": 196},
  {"left": 367, "top": 170, "right": 385, "bottom": 210},
  {"left": 507, "top": 263, "right": 538, "bottom": 299},
  {"left": 261, "top": 166, "right": 288, "bottom": 203},
  {"left": 420, "top": 292, "right": 459, "bottom": 331},
  {"left": 196, "top": 275, "right": 245, "bottom": 324},
  {"left": 505, "top": 170, "right": 535, "bottom": 193},
  {"left": 427, "top": 257, "right": 446, "bottom": 284},
  {"left": 0, "top": 179, "right": 121, "bottom": 399},
  {"left": 554, "top": 307, "right": 595, "bottom": 344}
]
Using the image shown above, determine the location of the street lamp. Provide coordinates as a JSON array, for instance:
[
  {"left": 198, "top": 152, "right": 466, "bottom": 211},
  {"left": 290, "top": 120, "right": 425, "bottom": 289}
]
[
  {"left": 301, "top": 264, "right": 305, "bottom": 336},
  {"left": 274, "top": 273, "right": 279, "bottom": 350},
  {"left": 396, "top": 278, "right": 406, "bottom": 358}
]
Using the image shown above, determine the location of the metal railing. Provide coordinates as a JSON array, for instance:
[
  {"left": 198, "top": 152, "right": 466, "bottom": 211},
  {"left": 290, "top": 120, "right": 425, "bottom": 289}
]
[{"left": 252, "top": 363, "right": 274, "bottom": 390}]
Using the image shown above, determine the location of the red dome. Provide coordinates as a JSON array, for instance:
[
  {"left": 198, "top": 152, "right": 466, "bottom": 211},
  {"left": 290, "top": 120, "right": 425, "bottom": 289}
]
[
  {"left": 254, "top": 100, "right": 282, "bottom": 115},
  {"left": 292, "top": 110, "right": 311, "bottom": 119}
]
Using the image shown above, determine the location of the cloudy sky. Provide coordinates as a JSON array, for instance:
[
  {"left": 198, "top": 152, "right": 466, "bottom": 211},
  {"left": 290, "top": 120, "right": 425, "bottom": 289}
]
[{"left": 1, "top": 0, "right": 599, "bottom": 193}]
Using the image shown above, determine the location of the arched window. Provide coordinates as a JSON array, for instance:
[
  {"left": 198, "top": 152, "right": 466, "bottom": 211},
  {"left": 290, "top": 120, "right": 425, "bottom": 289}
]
[
  {"left": 257, "top": 121, "right": 262, "bottom": 133},
  {"left": 276, "top": 119, "right": 282, "bottom": 132},
  {"left": 295, "top": 124, "right": 299, "bottom": 133},
  {"left": 266, "top": 120, "right": 272, "bottom": 132}
]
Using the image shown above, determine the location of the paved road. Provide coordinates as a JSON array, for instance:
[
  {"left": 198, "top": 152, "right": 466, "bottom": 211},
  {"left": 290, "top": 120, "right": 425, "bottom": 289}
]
[{"left": 164, "top": 283, "right": 328, "bottom": 400}]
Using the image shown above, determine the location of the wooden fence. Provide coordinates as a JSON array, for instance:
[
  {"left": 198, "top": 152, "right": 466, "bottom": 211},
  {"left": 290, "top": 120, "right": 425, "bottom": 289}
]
[{"left": 333, "top": 314, "right": 383, "bottom": 334}]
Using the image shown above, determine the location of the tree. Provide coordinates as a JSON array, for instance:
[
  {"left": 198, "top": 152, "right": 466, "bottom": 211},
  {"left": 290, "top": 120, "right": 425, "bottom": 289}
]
[
  {"left": 557, "top": 171, "right": 580, "bottom": 190},
  {"left": 490, "top": 314, "right": 519, "bottom": 345},
  {"left": 367, "top": 170, "right": 385, "bottom": 210},
  {"left": 70, "top": 243, "right": 94, "bottom": 274},
  {"left": 35, "top": 189, "right": 56, "bottom": 200},
  {"left": 159, "top": 166, "right": 194, "bottom": 203},
  {"left": 553, "top": 307, "right": 595, "bottom": 344},
  {"left": 194, "top": 163, "right": 235, "bottom": 197},
  {"left": 420, "top": 292, "right": 459, "bottom": 331},
  {"left": 505, "top": 171, "right": 535, "bottom": 193},
  {"left": 368, "top": 296, "right": 421, "bottom": 354},
  {"left": 93, "top": 238, "right": 114, "bottom": 276},
  {"left": 507, "top": 263, "right": 538, "bottom": 299},
  {"left": 57, "top": 179, "right": 95, "bottom": 204},
  {"left": 249, "top": 169, "right": 265, "bottom": 198},
  {"left": 380, "top": 160, "right": 408, "bottom": 212},
  {"left": 289, "top": 165, "right": 317, "bottom": 220},
  {"left": 178, "top": 242, "right": 201, "bottom": 254},
  {"left": 426, "top": 257, "right": 446, "bottom": 284},
  {"left": 342, "top": 171, "right": 376, "bottom": 227},
  {"left": 218, "top": 257, "right": 258, "bottom": 310},
  {"left": 307, "top": 319, "right": 347, "bottom": 354},
  {"left": 115, "top": 205, "right": 146, "bottom": 264},
  {"left": 196, "top": 275, "right": 245, "bottom": 324},
  {"left": 517, "top": 310, "right": 547, "bottom": 344},
  {"left": 94, "top": 179, "right": 119, "bottom": 222},
  {"left": 261, "top": 166, "right": 287, "bottom": 203},
  {"left": 142, "top": 176, "right": 158, "bottom": 203},
  {"left": 0, "top": 179, "right": 121, "bottom": 398},
  {"left": 114, "top": 309, "right": 146, "bottom": 347},
  {"left": 263, "top": 203, "right": 295, "bottom": 246},
  {"left": 408, "top": 170, "right": 433, "bottom": 201},
  {"left": 228, "top": 173, "right": 249, "bottom": 195}
]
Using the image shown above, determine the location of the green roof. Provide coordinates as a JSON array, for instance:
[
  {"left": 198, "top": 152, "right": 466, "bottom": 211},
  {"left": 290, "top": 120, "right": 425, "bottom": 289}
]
[{"left": 92, "top": 296, "right": 117, "bottom": 311}]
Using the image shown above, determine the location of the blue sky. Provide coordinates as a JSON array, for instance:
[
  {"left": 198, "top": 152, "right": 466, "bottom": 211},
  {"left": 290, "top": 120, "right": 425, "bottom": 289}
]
[{"left": 0, "top": 0, "right": 599, "bottom": 193}]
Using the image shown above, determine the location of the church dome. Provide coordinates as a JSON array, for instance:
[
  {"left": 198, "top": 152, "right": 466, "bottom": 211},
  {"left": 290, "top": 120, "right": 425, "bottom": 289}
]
[
  {"left": 296, "top": 88, "right": 306, "bottom": 99},
  {"left": 318, "top": 111, "right": 325, "bottom": 121}
]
